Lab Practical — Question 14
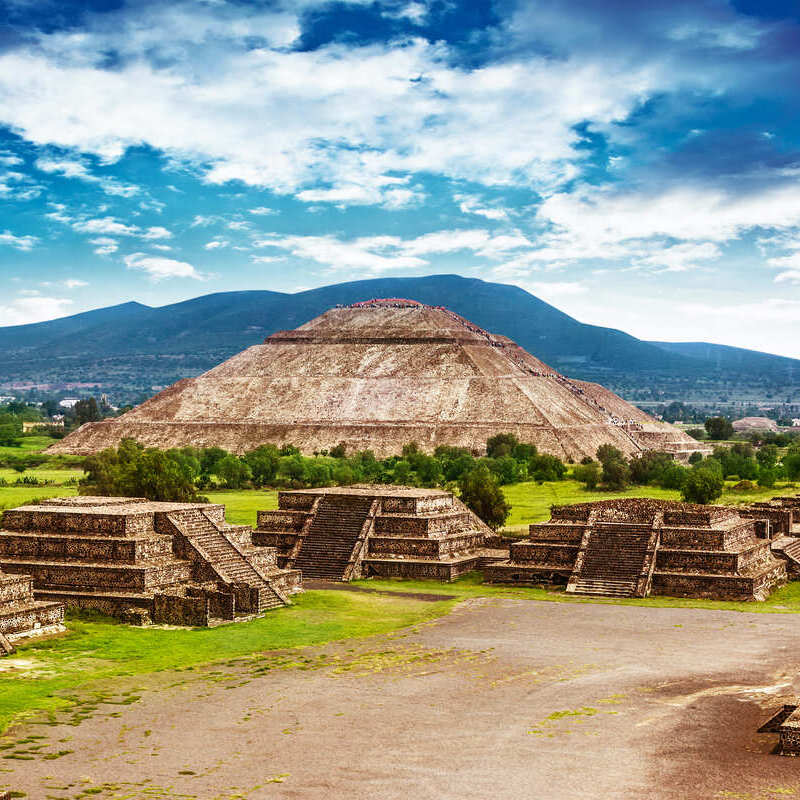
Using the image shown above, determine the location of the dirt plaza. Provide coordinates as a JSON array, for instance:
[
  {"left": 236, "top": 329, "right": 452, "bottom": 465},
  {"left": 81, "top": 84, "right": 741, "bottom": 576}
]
[{"left": 5, "top": 593, "right": 800, "bottom": 800}]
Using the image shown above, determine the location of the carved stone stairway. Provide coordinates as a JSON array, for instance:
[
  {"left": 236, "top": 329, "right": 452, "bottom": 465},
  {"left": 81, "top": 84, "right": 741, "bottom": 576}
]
[
  {"left": 568, "top": 523, "right": 655, "bottom": 598},
  {"left": 293, "top": 495, "right": 374, "bottom": 580},
  {"left": 168, "top": 509, "right": 286, "bottom": 611}
]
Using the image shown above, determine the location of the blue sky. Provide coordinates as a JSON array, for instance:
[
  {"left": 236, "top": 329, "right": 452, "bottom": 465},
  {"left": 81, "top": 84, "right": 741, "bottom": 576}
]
[{"left": 1, "top": 0, "right": 800, "bottom": 356}]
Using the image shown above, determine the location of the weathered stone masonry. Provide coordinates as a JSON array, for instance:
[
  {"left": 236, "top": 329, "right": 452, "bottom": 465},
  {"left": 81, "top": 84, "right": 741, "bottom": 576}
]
[
  {"left": 255, "top": 485, "right": 506, "bottom": 581},
  {"left": 0, "top": 497, "right": 301, "bottom": 626},
  {"left": 485, "top": 498, "right": 787, "bottom": 601}
]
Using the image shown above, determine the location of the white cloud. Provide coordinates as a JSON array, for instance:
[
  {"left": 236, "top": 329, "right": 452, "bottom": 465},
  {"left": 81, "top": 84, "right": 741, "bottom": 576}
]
[
  {"left": 775, "top": 270, "right": 800, "bottom": 284},
  {"left": 250, "top": 254, "right": 283, "bottom": 264},
  {"left": 89, "top": 237, "right": 118, "bottom": 255},
  {"left": 0, "top": 295, "right": 73, "bottom": 325},
  {"left": 227, "top": 220, "right": 251, "bottom": 231},
  {"left": 124, "top": 252, "right": 205, "bottom": 281},
  {"left": 73, "top": 216, "right": 140, "bottom": 236},
  {"left": 633, "top": 242, "right": 721, "bottom": 273},
  {"left": 248, "top": 206, "right": 278, "bottom": 216},
  {"left": 257, "top": 228, "right": 533, "bottom": 273},
  {"left": 0, "top": 231, "right": 38, "bottom": 251},
  {"left": 0, "top": 8, "right": 678, "bottom": 208},
  {"left": 35, "top": 156, "right": 139, "bottom": 196},
  {"left": 204, "top": 239, "right": 228, "bottom": 250},
  {"left": 63, "top": 279, "right": 89, "bottom": 288},
  {"left": 455, "top": 194, "right": 509, "bottom": 221},
  {"left": 141, "top": 226, "right": 172, "bottom": 240}
]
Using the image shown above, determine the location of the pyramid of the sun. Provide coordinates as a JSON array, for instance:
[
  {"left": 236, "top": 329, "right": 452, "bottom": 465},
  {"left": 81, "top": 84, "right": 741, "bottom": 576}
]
[{"left": 50, "top": 299, "right": 705, "bottom": 461}]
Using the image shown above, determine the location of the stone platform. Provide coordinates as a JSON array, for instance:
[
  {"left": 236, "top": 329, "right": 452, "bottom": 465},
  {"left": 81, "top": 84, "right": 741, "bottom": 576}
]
[
  {"left": 484, "top": 498, "right": 787, "bottom": 601},
  {"left": 255, "top": 485, "right": 504, "bottom": 581},
  {"left": 0, "top": 497, "right": 301, "bottom": 626},
  {"left": 0, "top": 567, "right": 64, "bottom": 650}
]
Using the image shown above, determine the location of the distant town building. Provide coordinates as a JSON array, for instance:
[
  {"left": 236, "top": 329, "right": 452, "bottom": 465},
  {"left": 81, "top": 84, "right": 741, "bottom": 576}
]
[
  {"left": 58, "top": 398, "right": 80, "bottom": 409},
  {"left": 22, "top": 420, "right": 65, "bottom": 432}
]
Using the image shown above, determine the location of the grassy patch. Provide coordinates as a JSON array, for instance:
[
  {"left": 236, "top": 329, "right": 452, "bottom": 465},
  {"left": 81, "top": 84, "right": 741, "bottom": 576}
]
[
  {"left": 204, "top": 489, "right": 278, "bottom": 526},
  {"left": 0, "top": 589, "right": 455, "bottom": 734},
  {"left": 501, "top": 479, "right": 800, "bottom": 531}
]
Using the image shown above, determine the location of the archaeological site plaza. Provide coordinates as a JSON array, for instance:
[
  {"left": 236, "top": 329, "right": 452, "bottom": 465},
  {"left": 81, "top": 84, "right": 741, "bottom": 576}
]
[{"left": 49, "top": 299, "right": 707, "bottom": 462}]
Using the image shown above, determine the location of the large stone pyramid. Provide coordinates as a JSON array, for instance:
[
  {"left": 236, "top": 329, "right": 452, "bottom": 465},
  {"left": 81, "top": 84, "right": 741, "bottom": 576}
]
[{"left": 51, "top": 299, "right": 705, "bottom": 460}]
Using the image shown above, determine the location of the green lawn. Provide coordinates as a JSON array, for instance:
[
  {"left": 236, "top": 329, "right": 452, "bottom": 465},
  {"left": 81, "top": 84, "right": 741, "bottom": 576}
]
[
  {"left": 501, "top": 479, "right": 800, "bottom": 531},
  {"left": 0, "top": 589, "right": 455, "bottom": 734},
  {"left": 0, "top": 435, "right": 56, "bottom": 458},
  {"left": 205, "top": 489, "right": 279, "bottom": 525}
]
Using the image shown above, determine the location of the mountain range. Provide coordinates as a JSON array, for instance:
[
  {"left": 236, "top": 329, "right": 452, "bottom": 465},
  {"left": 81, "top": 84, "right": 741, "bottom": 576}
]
[{"left": 1, "top": 275, "right": 797, "bottom": 402}]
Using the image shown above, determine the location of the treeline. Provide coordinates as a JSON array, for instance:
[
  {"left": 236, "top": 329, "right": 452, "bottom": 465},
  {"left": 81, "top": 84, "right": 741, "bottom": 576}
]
[
  {"left": 81, "top": 434, "right": 567, "bottom": 497},
  {"left": 574, "top": 441, "right": 800, "bottom": 504}
]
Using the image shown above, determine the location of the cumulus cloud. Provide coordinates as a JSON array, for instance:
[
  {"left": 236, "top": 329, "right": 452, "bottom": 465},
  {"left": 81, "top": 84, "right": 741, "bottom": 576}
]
[
  {"left": 0, "top": 294, "right": 73, "bottom": 324},
  {"left": 256, "top": 228, "right": 532, "bottom": 273},
  {"left": 35, "top": 156, "right": 139, "bottom": 196},
  {"left": 0, "top": 231, "right": 38, "bottom": 251},
  {"left": 123, "top": 252, "right": 205, "bottom": 281},
  {"left": 0, "top": 2, "right": 686, "bottom": 208}
]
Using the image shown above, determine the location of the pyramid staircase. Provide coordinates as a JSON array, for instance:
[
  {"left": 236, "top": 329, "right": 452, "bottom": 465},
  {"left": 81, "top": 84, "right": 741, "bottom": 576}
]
[
  {"left": 771, "top": 536, "right": 800, "bottom": 576},
  {"left": 167, "top": 509, "right": 286, "bottom": 611},
  {"left": 293, "top": 495, "right": 375, "bottom": 580},
  {"left": 568, "top": 523, "right": 655, "bottom": 598}
]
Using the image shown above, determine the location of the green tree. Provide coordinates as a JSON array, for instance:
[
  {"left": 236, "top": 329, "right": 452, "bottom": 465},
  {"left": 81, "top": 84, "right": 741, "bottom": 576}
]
[
  {"left": 458, "top": 464, "right": 510, "bottom": 530},
  {"left": 757, "top": 444, "right": 779, "bottom": 470},
  {"left": 74, "top": 397, "right": 101, "bottom": 426},
  {"left": 574, "top": 460, "right": 601, "bottom": 490},
  {"left": 704, "top": 416, "right": 734, "bottom": 441},
  {"left": 244, "top": 445, "right": 280, "bottom": 486},
  {"left": 486, "top": 433, "right": 518, "bottom": 458},
  {"left": 217, "top": 454, "right": 251, "bottom": 489},
  {"left": 601, "top": 457, "right": 631, "bottom": 491},
  {"left": 681, "top": 467, "right": 724, "bottom": 504}
]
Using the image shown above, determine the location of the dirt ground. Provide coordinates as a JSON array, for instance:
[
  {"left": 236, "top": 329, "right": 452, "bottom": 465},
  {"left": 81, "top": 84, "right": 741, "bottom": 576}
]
[{"left": 6, "top": 597, "right": 800, "bottom": 800}]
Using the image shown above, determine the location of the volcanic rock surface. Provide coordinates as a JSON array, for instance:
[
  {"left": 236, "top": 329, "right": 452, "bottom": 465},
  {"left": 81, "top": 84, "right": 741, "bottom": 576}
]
[{"left": 51, "top": 300, "right": 705, "bottom": 460}]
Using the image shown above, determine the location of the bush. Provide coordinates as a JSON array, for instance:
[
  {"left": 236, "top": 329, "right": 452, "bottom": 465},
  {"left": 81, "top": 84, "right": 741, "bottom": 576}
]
[
  {"left": 458, "top": 464, "right": 510, "bottom": 530},
  {"left": 681, "top": 468, "right": 724, "bottom": 504},
  {"left": 486, "top": 433, "right": 518, "bottom": 459},
  {"left": 704, "top": 417, "right": 734, "bottom": 441},
  {"left": 574, "top": 460, "right": 601, "bottom": 490},
  {"left": 687, "top": 428, "right": 706, "bottom": 441},
  {"left": 731, "top": 480, "right": 757, "bottom": 492},
  {"left": 659, "top": 463, "right": 688, "bottom": 490}
]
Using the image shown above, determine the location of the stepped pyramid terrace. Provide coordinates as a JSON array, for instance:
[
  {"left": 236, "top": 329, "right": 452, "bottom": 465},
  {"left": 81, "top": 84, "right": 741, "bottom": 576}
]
[
  {"left": 0, "top": 497, "right": 301, "bottom": 626},
  {"left": 255, "top": 486, "right": 504, "bottom": 581},
  {"left": 484, "top": 498, "right": 788, "bottom": 601},
  {"left": 0, "top": 566, "right": 64, "bottom": 653},
  {"left": 49, "top": 299, "right": 707, "bottom": 462}
]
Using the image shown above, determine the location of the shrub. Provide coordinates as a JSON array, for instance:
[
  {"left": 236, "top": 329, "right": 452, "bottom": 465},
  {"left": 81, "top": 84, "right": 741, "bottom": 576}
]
[
  {"left": 681, "top": 468, "right": 724, "bottom": 504},
  {"left": 574, "top": 461, "right": 601, "bottom": 490},
  {"left": 704, "top": 417, "right": 734, "bottom": 441},
  {"left": 458, "top": 464, "right": 510, "bottom": 531}
]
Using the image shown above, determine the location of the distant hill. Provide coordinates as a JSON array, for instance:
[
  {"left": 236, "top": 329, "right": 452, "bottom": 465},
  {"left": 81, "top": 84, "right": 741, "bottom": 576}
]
[
  {"left": 649, "top": 341, "right": 800, "bottom": 380},
  {"left": 0, "top": 274, "right": 798, "bottom": 402}
]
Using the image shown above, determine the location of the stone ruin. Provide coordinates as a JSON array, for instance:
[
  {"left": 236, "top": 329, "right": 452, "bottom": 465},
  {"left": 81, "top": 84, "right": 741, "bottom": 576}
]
[
  {"left": 49, "top": 299, "right": 707, "bottom": 462},
  {"left": 0, "top": 497, "right": 301, "bottom": 627},
  {"left": 255, "top": 485, "right": 505, "bottom": 581},
  {"left": 0, "top": 565, "right": 64, "bottom": 655},
  {"left": 485, "top": 498, "right": 787, "bottom": 601}
]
